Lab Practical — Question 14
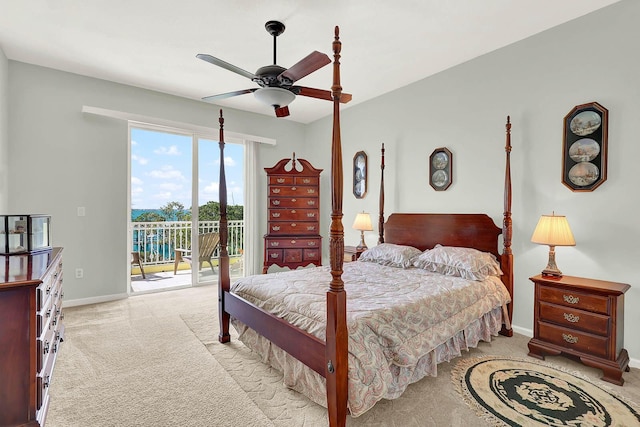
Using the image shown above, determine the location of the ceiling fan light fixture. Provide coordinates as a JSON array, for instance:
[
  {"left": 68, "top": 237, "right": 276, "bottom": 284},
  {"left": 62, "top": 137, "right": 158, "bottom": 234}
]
[{"left": 254, "top": 87, "right": 295, "bottom": 108}]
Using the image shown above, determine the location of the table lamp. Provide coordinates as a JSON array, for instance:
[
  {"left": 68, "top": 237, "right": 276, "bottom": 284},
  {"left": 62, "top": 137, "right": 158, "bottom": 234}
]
[
  {"left": 531, "top": 212, "right": 575, "bottom": 277},
  {"left": 352, "top": 212, "right": 373, "bottom": 250}
]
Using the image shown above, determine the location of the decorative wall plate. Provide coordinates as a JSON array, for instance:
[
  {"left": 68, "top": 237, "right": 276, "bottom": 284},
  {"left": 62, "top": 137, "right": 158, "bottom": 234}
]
[{"left": 429, "top": 147, "right": 452, "bottom": 191}]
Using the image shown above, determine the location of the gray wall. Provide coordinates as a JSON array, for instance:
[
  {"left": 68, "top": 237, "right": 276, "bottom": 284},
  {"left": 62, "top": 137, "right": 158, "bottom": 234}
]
[
  {"left": 3, "top": 0, "right": 638, "bottom": 363},
  {"left": 305, "top": 0, "right": 640, "bottom": 363},
  {"left": 0, "top": 47, "right": 8, "bottom": 211}
]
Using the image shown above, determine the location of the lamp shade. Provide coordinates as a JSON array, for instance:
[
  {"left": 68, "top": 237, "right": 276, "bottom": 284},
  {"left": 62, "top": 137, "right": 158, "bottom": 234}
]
[
  {"left": 352, "top": 212, "right": 373, "bottom": 231},
  {"left": 531, "top": 214, "right": 576, "bottom": 247},
  {"left": 254, "top": 87, "right": 296, "bottom": 108}
]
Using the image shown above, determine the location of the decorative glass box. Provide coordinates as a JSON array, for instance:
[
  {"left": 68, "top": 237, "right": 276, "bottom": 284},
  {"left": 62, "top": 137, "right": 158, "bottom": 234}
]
[{"left": 0, "top": 215, "right": 52, "bottom": 254}]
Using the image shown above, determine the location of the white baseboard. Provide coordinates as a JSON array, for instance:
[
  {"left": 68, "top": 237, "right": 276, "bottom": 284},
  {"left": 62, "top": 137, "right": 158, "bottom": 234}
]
[
  {"left": 511, "top": 324, "right": 639, "bottom": 369},
  {"left": 64, "top": 293, "right": 128, "bottom": 308}
]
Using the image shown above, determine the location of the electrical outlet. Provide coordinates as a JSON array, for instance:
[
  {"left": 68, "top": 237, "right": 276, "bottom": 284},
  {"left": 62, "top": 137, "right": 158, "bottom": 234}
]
[{"left": 75, "top": 268, "right": 84, "bottom": 279}]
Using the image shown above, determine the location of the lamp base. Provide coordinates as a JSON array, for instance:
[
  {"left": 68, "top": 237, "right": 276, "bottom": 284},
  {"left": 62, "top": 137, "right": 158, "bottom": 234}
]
[
  {"left": 541, "top": 245, "right": 563, "bottom": 277},
  {"left": 356, "top": 231, "right": 368, "bottom": 251}
]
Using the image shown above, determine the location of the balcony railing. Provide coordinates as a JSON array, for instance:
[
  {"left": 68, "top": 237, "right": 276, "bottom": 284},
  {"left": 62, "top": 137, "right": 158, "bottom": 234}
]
[{"left": 132, "top": 220, "right": 244, "bottom": 266}]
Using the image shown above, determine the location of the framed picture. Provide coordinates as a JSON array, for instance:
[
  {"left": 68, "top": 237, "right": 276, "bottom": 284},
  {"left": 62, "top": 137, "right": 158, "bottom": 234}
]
[
  {"left": 429, "top": 147, "right": 452, "bottom": 191},
  {"left": 353, "top": 151, "right": 367, "bottom": 198},
  {"left": 562, "top": 102, "right": 608, "bottom": 192}
]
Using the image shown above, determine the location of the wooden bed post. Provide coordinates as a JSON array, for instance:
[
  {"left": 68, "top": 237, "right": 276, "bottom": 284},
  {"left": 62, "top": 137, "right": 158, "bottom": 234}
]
[
  {"left": 325, "top": 26, "right": 348, "bottom": 427},
  {"left": 500, "top": 116, "right": 514, "bottom": 337},
  {"left": 217, "top": 109, "right": 231, "bottom": 343},
  {"left": 378, "top": 143, "right": 385, "bottom": 244}
]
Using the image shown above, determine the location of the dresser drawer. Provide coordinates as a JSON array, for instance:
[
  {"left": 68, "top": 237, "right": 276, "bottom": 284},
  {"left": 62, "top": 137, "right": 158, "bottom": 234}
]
[
  {"left": 303, "top": 248, "right": 320, "bottom": 261},
  {"left": 265, "top": 237, "right": 320, "bottom": 249},
  {"left": 269, "top": 176, "right": 294, "bottom": 185},
  {"left": 538, "top": 321, "right": 609, "bottom": 359},
  {"left": 284, "top": 249, "right": 303, "bottom": 263},
  {"left": 269, "top": 197, "right": 318, "bottom": 208},
  {"left": 294, "top": 176, "right": 318, "bottom": 186},
  {"left": 538, "top": 285, "right": 609, "bottom": 315},
  {"left": 268, "top": 222, "right": 319, "bottom": 235},
  {"left": 539, "top": 301, "right": 609, "bottom": 336},
  {"left": 269, "top": 185, "right": 318, "bottom": 197},
  {"left": 269, "top": 209, "right": 318, "bottom": 221}
]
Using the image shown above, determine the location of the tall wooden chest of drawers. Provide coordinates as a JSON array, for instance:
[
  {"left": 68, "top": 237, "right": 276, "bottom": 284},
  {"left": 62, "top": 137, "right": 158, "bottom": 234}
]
[
  {"left": 263, "top": 155, "right": 322, "bottom": 273},
  {"left": 528, "top": 274, "right": 630, "bottom": 385},
  {"left": 0, "top": 248, "right": 64, "bottom": 426}
]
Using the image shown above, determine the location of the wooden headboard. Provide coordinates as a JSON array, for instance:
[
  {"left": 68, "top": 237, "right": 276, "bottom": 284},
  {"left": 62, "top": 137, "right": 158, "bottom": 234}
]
[{"left": 384, "top": 213, "right": 502, "bottom": 259}]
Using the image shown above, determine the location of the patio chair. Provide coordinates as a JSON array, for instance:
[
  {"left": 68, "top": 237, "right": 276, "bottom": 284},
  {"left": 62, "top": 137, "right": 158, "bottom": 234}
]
[
  {"left": 131, "top": 251, "right": 146, "bottom": 279},
  {"left": 173, "top": 232, "right": 220, "bottom": 275}
]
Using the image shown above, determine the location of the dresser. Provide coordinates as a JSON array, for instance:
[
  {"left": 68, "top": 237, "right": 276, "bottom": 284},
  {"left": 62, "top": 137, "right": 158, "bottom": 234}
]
[
  {"left": 0, "top": 248, "right": 64, "bottom": 426},
  {"left": 263, "top": 155, "right": 322, "bottom": 273},
  {"left": 528, "top": 274, "right": 630, "bottom": 385}
]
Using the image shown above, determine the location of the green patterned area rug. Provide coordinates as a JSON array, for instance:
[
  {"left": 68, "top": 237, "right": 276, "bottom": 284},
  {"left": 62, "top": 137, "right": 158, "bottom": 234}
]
[{"left": 452, "top": 356, "right": 640, "bottom": 427}]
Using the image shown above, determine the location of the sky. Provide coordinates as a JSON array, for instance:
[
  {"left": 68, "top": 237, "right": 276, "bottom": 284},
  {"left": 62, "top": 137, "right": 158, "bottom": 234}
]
[{"left": 130, "top": 127, "right": 244, "bottom": 209}]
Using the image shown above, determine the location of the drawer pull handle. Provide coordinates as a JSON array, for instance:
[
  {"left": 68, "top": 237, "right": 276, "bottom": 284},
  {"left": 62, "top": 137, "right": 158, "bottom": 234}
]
[
  {"left": 277, "top": 178, "right": 285, "bottom": 183},
  {"left": 290, "top": 240, "right": 296, "bottom": 244},
  {"left": 272, "top": 226, "right": 281, "bottom": 231},
  {"left": 291, "top": 186, "right": 297, "bottom": 191},
  {"left": 270, "top": 253, "right": 279, "bottom": 259},
  {"left": 563, "top": 313, "right": 580, "bottom": 323},
  {"left": 307, "top": 200, "right": 315, "bottom": 206},
  {"left": 308, "top": 241, "right": 316, "bottom": 246},
  {"left": 272, "top": 212, "right": 281, "bottom": 218},
  {"left": 272, "top": 200, "right": 281, "bottom": 205},
  {"left": 307, "top": 213, "right": 316, "bottom": 217},
  {"left": 307, "top": 226, "right": 316, "bottom": 231},
  {"left": 43, "top": 375, "right": 50, "bottom": 389},
  {"left": 307, "top": 189, "right": 315, "bottom": 194},
  {"left": 43, "top": 341, "right": 50, "bottom": 354},
  {"left": 46, "top": 286, "right": 52, "bottom": 295},
  {"left": 291, "top": 198, "right": 297, "bottom": 202},
  {"left": 270, "top": 242, "right": 280, "bottom": 247},
  {"left": 562, "top": 333, "right": 578, "bottom": 344},
  {"left": 291, "top": 210, "right": 297, "bottom": 214},
  {"left": 302, "top": 178, "right": 311, "bottom": 184},
  {"left": 272, "top": 188, "right": 281, "bottom": 194},
  {"left": 563, "top": 295, "right": 580, "bottom": 304}
]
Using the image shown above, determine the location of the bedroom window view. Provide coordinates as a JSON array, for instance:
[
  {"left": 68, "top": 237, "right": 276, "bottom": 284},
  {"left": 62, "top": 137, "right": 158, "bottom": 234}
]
[{"left": 129, "top": 127, "right": 245, "bottom": 293}]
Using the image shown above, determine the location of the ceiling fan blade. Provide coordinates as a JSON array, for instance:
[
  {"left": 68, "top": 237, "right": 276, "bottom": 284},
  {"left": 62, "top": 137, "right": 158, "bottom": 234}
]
[
  {"left": 202, "top": 88, "right": 257, "bottom": 102},
  {"left": 196, "top": 54, "right": 256, "bottom": 80},
  {"left": 296, "top": 86, "right": 353, "bottom": 104},
  {"left": 278, "top": 51, "right": 331, "bottom": 84},
  {"left": 275, "top": 106, "right": 290, "bottom": 118}
]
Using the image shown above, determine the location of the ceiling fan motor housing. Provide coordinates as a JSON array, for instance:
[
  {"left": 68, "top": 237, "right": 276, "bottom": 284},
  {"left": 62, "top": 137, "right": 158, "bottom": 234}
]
[{"left": 253, "top": 65, "right": 293, "bottom": 87}]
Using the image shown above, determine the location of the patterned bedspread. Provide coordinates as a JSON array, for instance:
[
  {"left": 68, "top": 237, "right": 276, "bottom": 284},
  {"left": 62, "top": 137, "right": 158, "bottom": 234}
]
[{"left": 231, "top": 261, "right": 511, "bottom": 416}]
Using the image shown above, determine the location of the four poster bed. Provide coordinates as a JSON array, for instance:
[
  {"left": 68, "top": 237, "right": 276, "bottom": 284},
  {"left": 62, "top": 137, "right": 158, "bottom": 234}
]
[{"left": 215, "top": 27, "right": 514, "bottom": 427}]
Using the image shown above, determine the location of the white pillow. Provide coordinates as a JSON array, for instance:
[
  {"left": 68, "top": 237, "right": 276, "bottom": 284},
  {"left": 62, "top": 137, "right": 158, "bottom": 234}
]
[
  {"left": 358, "top": 243, "right": 422, "bottom": 268},
  {"left": 413, "top": 244, "right": 502, "bottom": 280}
]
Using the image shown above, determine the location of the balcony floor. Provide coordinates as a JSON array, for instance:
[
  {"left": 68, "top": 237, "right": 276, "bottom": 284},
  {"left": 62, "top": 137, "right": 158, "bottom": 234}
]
[{"left": 131, "top": 258, "right": 245, "bottom": 293}]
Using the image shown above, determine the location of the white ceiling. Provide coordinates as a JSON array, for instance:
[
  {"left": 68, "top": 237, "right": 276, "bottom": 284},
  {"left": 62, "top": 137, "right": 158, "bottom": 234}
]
[{"left": 0, "top": 1, "right": 621, "bottom": 124}]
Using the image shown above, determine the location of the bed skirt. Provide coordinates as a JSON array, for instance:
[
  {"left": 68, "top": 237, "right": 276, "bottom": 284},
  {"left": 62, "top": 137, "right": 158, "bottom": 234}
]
[{"left": 232, "top": 305, "right": 504, "bottom": 417}]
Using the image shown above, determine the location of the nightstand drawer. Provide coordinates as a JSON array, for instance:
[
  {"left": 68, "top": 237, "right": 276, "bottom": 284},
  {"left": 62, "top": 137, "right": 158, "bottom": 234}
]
[
  {"left": 538, "top": 322, "right": 609, "bottom": 359},
  {"left": 539, "top": 301, "right": 609, "bottom": 336},
  {"left": 539, "top": 285, "right": 609, "bottom": 314}
]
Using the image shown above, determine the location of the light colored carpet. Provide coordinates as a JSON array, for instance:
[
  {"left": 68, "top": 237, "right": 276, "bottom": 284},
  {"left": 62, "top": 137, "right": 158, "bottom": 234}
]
[{"left": 49, "top": 285, "right": 640, "bottom": 427}]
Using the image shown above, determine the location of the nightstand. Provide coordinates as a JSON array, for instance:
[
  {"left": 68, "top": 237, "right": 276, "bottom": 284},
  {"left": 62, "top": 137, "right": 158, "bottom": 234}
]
[
  {"left": 344, "top": 246, "right": 364, "bottom": 262},
  {"left": 528, "top": 274, "right": 630, "bottom": 385}
]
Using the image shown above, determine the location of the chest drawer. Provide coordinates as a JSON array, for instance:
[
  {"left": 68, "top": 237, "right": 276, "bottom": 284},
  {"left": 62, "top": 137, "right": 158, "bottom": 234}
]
[
  {"left": 538, "top": 321, "right": 609, "bottom": 359},
  {"left": 269, "top": 197, "right": 318, "bottom": 208},
  {"left": 269, "top": 209, "right": 318, "bottom": 221},
  {"left": 538, "top": 285, "right": 609, "bottom": 315},
  {"left": 265, "top": 237, "right": 320, "bottom": 249},
  {"left": 269, "top": 185, "right": 318, "bottom": 197},
  {"left": 268, "top": 222, "right": 319, "bottom": 235},
  {"left": 539, "top": 301, "right": 609, "bottom": 336}
]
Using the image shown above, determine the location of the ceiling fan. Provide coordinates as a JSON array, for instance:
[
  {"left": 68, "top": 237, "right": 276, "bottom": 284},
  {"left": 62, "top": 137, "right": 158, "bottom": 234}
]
[{"left": 197, "top": 20, "right": 352, "bottom": 118}]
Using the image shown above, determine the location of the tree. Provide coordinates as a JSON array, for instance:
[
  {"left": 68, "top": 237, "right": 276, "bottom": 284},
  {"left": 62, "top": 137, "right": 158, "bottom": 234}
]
[
  {"left": 133, "top": 211, "right": 165, "bottom": 222},
  {"left": 160, "top": 201, "right": 189, "bottom": 221}
]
